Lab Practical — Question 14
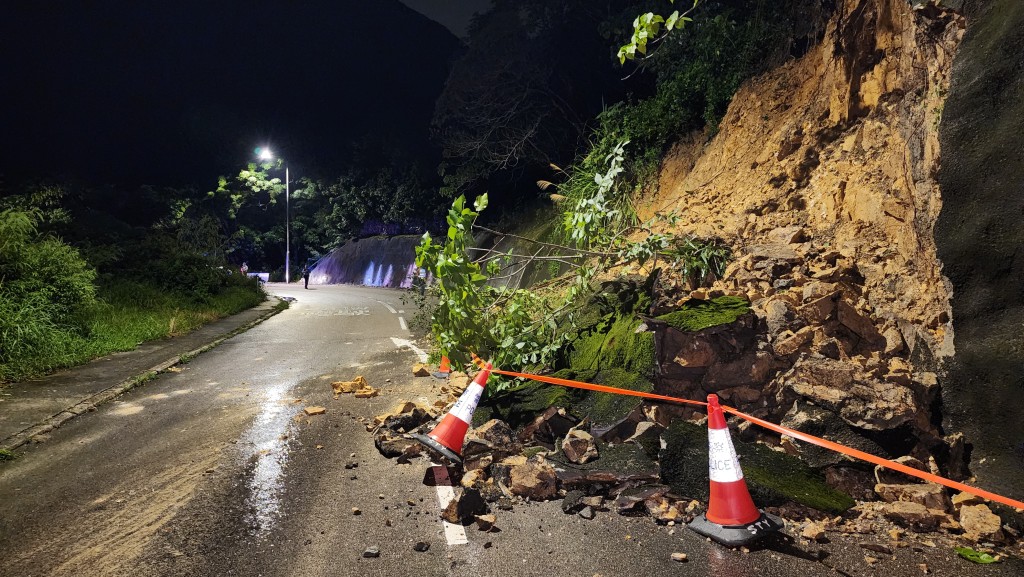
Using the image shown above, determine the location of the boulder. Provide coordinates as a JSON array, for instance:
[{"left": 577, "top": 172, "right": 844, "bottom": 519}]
[
  {"left": 783, "top": 357, "right": 917, "bottom": 430},
  {"left": 509, "top": 455, "right": 558, "bottom": 501},
  {"left": 780, "top": 401, "right": 887, "bottom": 468},
  {"left": 959, "top": 504, "right": 1007, "bottom": 543},
  {"left": 518, "top": 407, "right": 578, "bottom": 449}
]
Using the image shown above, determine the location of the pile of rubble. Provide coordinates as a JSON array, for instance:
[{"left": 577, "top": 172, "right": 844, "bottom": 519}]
[{"left": 364, "top": 364, "right": 1020, "bottom": 555}]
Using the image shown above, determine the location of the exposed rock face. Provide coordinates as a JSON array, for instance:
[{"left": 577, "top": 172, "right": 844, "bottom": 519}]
[
  {"left": 643, "top": 0, "right": 966, "bottom": 468},
  {"left": 935, "top": 0, "right": 1024, "bottom": 499}
]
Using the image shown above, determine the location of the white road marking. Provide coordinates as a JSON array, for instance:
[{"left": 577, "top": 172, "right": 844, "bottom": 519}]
[
  {"left": 390, "top": 337, "right": 428, "bottom": 362},
  {"left": 377, "top": 300, "right": 398, "bottom": 314},
  {"left": 399, "top": 316, "right": 408, "bottom": 331},
  {"left": 430, "top": 464, "right": 468, "bottom": 546}
]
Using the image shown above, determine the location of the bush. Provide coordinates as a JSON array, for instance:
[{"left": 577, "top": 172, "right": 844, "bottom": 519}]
[{"left": 0, "top": 209, "right": 97, "bottom": 377}]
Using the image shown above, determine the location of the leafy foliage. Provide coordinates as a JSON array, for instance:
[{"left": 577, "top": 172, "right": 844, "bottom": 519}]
[
  {"left": 618, "top": 0, "right": 701, "bottom": 64},
  {"left": 0, "top": 208, "right": 97, "bottom": 379},
  {"left": 955, "top": 547, "right": 1000, "bottom": 564}
]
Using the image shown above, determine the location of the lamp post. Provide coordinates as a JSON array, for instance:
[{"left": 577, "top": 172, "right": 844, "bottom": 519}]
[{"left": 258, "top": 148, "right": 290, "bottom": 284}]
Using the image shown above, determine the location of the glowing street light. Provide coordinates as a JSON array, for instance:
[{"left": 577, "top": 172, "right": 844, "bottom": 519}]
[{"left": 256, "top": 147, "right": 291, "bottom": 284}]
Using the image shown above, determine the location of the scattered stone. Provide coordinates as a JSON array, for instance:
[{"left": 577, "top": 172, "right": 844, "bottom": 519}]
[
  {"left": 413, "top": 542, "right": 430, "bottom": 552},
  {"left": 859, "top": 542, "right": 892, "bottom": 555},
  {"left": 670, "top": 552, "right": 689, "bottom": 563},
  {"left": 959, "top": 504, "right": 1006, "bottom": 543},
  {"left": 441, "top": 488, "right": 488, "bottom": 524},
  {"left": 562, "top": 428, "right": 599, "bottom": 464},
  {"left": 561, "top": 490, "right": 586, "bottom": 514},
  {"left": 645, "top": 497, "right": 684, "bottom": 524},
  {"left": 362, "top": 546, "right": 380, "bottom": 558},
  {"left": 461, "top": 469, "right": 486, "bottom": 489},
  {"left": 874, "top": 483, "right": 951, "bottom": 512},
  {"left": 412, "top": 363, "right": 431, "bottom": 377},
  {"left": 354, "top": 386, "right": 379, "bottom": 398},
  {"left": 345, "top": 461, "right": 359, "bottom": 469},
  {"left": 802, "top": 521, "right": 827, "bottom": 541},
  {"left": 951, "top": 491, "right": 984, "bottom": 511},
  {"left": 880, "top": 501, "right": 949, "bottom": 532},
  {"left": 332, "top": 376, "right": 368, "bottom": 396},
  {"left": 475, "top": 514, "right": 497, "bottom": 531},
  {"left": 578, "top": 506, "right": 596, "bottom": 520},
  {"left": 352, "top": 507, "right": 361, "bottom": 515},
  {"left": 304, "top": 406, "right": 326, "bottom": 416}
]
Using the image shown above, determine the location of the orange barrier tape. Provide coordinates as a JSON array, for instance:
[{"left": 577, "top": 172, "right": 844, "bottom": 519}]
[{"left": 480, "top": 361, "right": 1024, "bottom": 511}]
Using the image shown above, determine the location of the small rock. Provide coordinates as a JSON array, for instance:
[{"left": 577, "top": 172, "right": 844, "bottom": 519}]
[
  {"left": 345, "top": 461, "right": 359, "bottom": 469},
  {"left": 578, "top": 506, "right": 595, "bottom": 520},
  {"left": 352, "top": 507, "right": 361, "bottom": 515},
  {"left": 864, "top": 556, "right": 878, "bottom": 565},
  {"left": 859, "top": 542, "right": 892, "bottom": 555},
  {"left": 670, "top": 552, "right": 688, "bottom": 563},
  {"left": 509, "top": 455, "right": 558, "bottom": 501},
  {"left": 874, "top": 483, "right": 951, "bottom": 512},
  {"left": 475, "top": 514, "right": 497, "bottom": 531},
  {"left": 483, "top": 541, "right": 493, "bottom": 549},
  {"left": 441, "top": 488, "right": 489, "bottom": 524},
  {"left": 561, "top": 490, "right": 586, "bottom": 514},
  {"left": 304, "top": 406, "right": 326, "bottom": 416},
  {"left": 354, "top": 386, "right": 379, "bottom": 398},
  {"left": 412, "top": 363, "right": 431, "bottom": 377},
  {"left": 362, "top": 546, "right": 380, "bottom": 558},
  {"left": 562, "top": 428, "right": 599, "bottom": 464},
  {"left": 413, "top": 541, "right": 430, "bottom": 552},
  {"left": 951, "top": 491, "right": 984, "bottom": 511}
]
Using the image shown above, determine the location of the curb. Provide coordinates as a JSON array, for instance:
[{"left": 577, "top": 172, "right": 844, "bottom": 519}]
[{"left": 0, "top": 297, "right": 288, "bottom": 453}]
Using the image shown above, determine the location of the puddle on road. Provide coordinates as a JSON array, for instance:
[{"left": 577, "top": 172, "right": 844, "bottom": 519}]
[{"left": 237, "top": 381, "right": 299, "bottom": 537}]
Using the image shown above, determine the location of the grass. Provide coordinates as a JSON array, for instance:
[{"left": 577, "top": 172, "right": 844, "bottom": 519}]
[{"left": 0, "top": 282, "right": 265, "bottom": 384}]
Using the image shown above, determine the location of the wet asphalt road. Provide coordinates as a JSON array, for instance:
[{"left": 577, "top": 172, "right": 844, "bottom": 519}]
[{"left": 0, "top": 283, "right": 1019, "bottom": 577}]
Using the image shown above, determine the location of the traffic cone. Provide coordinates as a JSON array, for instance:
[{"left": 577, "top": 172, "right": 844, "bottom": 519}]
[
  {"left": 431, "top": 355, "right": 452, "bottom": 379},
  {"left": 688, "top": 394, "right": 783, "bottom": 546},
  {"left": 413, "top": 362, "right": 491, "bottom": 464}
]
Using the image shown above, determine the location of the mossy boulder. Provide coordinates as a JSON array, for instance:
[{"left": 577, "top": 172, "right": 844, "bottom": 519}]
[
  {"left": 474, "top": 380, "right": 578, "bottom": 428},
  {"left": 655, "top": 296, "right": 751, "bottom": 332},
  {"left": 570, "top": 315, "right": 655, "bottom": 376},
  {"left": 571, "top": 368, "right": 653, "bottom": 428},
  {"left": 660, "top": 420, "right": 855, "bottom": 514}
]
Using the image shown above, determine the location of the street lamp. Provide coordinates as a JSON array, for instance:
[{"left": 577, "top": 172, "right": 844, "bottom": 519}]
[{"left": 257, "top": 147, "right": 290, "bottom": 284}]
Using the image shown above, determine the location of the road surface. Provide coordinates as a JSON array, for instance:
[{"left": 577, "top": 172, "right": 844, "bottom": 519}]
[{"left": 0, "top": 284, "right": 1016, "bottom": 576}]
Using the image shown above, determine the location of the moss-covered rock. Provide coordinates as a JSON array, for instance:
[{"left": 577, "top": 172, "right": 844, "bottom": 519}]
[
  {"left": 474, "top": 380, "right": 580, "bottom": 428},
  {"left": 656, "top": 296, "right": 751, "bottom": 332},
  {"left": 573, "top": 368, "right": 653, "bottom": 428},
  {"left": 570, "top": 313, "right": 655, "bottom": 375},
  {"left": 660, "top": 420, "right": 855, "bottom": 514}
]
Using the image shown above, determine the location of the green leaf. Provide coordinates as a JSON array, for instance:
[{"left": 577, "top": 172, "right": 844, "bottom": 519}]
[
  {"left": 956, "top": 547, "right": 999, "bottom": 564},
  {"left": 474, "top": 193, "right": 489, "bottom": 212}
]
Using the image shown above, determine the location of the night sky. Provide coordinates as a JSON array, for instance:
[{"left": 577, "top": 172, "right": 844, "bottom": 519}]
[{"left": 0, "top": 1, "right": 464, "bottom": 188}]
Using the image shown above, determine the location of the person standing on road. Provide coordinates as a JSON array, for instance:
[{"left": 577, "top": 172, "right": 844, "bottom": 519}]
[{"left": 302, "top": 264, "right": 311, "bottom": 289}]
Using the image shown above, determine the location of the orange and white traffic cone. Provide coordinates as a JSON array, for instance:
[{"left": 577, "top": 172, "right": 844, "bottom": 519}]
[
  {"left": 413, "top": 362, "right": 491, "bottom": 464},
  {"left": 688, "top": 394, "right": 783, "bottom": 546},
  {"left": 431, "top": 355, "right": 452, "bottom": 379}
]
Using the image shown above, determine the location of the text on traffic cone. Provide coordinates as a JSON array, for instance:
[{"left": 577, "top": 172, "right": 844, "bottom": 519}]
[{"left": 688, "top": 394, "right": 783, "bottom": 546}]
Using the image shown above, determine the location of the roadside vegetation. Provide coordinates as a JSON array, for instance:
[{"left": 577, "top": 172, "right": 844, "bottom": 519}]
[
  {"left": 414, "top": 0, "right": 820, "bottom": 385},
  {"left": 0, "top": 191, "right": 264, "bottom": 384}
]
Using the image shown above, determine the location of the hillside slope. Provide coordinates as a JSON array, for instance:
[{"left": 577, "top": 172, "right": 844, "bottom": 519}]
[{"left": 643, "top": 0, "right": 984, "bottom": 487}]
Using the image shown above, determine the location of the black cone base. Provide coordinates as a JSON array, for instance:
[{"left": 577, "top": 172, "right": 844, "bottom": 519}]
[
  {"left": 688, "top": 510, "right": 784, "bottom": 547},
  {"left": 412, "top": 433, "right": 462, "bottom": 465}
]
